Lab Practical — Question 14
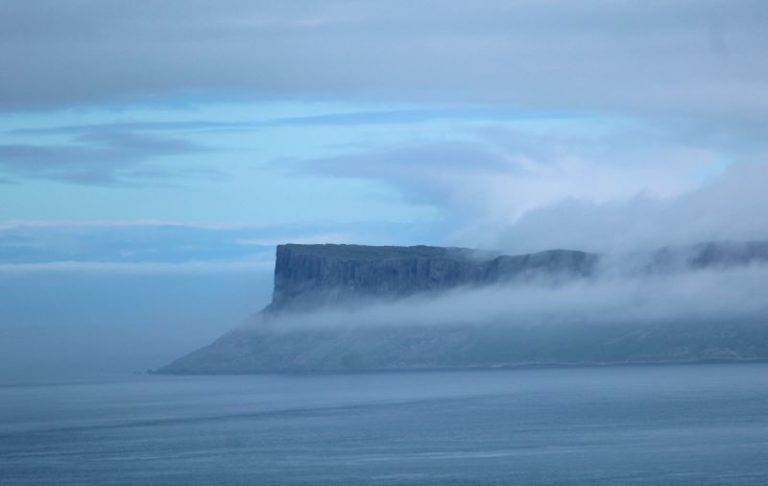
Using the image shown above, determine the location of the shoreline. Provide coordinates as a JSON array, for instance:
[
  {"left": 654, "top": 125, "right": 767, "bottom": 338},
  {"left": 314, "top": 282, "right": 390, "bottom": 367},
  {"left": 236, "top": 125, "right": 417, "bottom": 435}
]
[{"left": 150, "top": 357, "right": 768, "bottom": 377}]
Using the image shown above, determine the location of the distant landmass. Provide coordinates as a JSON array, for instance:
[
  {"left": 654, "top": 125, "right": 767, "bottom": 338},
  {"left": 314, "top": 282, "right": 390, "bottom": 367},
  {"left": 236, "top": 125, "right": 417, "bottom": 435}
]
[{"left": 158, "top": 241, "right": 768, "bottom": 374}]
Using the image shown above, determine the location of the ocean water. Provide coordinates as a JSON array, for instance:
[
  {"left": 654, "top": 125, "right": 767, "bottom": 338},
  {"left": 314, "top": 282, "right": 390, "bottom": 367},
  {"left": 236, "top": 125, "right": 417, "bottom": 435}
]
[{"left": 1, "top": 364, "right": 768, "bottom": 485}]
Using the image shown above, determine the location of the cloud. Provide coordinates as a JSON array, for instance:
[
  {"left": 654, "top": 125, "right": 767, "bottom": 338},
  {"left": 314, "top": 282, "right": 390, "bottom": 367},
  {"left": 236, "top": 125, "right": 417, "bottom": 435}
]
[
  {"left": 0, "top": 129, "right": 209, "bottom": 185},
  {"left": 299, "top": 128, "right": 749, "bottom": 250},
  {"left": 0, "top": 220, "right": 441, "bottom": 273},
  {"left": 8, "top": 107, "right": 566, "bottom": 136},
  {"left": 235, "top": 233, "right": 353, "bottom": 246},
  {"left": 488, "top": 161, "right": 768, "bottom": 253},
  {"left": 256, "top": 263, "right": 768, "bottom": 332},
  {"left": 0, "top": 0, "right": 765, "bottom": 130},
  {"left": 0, "top": 223, "right": 275, "bottom": 266},
  {"left": 0, "top": 258, "right": 274, "bottom": 275},
  {"left": 1, "top": 0, "right": 766, "bottom": 262}
]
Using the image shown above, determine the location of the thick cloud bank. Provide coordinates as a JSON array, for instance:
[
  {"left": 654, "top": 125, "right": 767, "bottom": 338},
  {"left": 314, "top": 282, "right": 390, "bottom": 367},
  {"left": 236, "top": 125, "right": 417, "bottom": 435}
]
[
  {"left": 486, "top": 162, "right": 768, "bottom": 253},
  {"left": 2, "top": 0, "right": 766, "bottom": 121}
]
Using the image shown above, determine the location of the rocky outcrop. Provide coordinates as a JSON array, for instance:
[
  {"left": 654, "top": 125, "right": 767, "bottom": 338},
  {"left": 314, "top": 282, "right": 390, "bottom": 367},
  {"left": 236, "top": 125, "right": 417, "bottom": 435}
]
[{"left": 267, "top": 244, "right": 598, "bottom": 311}]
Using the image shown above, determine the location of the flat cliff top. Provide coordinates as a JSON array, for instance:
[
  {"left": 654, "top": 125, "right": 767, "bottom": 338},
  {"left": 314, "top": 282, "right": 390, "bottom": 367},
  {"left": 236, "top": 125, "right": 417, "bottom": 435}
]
[{"left": 278, "top": 243, "right": 492, "bottom": 260}]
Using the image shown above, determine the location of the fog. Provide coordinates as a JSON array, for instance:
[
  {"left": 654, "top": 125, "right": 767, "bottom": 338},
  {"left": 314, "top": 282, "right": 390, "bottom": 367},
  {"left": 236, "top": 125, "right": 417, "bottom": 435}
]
[{"left": 250, "top": 261, "right": 768, "bottom": 334}]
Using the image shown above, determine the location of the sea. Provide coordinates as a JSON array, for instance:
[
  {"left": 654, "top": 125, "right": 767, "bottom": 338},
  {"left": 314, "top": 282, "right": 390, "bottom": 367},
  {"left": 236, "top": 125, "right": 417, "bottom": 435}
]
[{"left": 1, "top": 363, "right": 767, "bottom": 485}]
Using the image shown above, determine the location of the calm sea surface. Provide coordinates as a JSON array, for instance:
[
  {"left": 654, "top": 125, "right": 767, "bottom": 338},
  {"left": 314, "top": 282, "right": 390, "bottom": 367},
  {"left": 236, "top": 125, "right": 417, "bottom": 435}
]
[{"left": 1, "top": 364, "right": 767, "bottom": 485}]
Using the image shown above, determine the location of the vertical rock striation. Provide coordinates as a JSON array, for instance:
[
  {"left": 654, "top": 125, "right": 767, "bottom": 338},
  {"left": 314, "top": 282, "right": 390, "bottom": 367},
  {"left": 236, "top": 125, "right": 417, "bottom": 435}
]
[{"left": 267, "top": 244, "right": 599, "bottom": 311}]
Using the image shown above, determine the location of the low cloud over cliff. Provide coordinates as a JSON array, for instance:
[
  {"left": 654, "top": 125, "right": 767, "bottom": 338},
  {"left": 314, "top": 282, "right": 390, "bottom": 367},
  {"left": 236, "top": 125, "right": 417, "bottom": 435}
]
[{"left": 254, "top": 263, "right": 768, "bottom": 333}]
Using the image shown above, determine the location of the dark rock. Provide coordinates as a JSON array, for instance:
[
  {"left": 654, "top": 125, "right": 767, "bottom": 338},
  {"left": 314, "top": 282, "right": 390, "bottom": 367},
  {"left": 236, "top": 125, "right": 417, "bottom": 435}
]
[
  {"left": 267, "top": 243, "right": 598, "bottom": 311},
  {"left": 158, "top": 241, "right": 768, "bottom": 374}
]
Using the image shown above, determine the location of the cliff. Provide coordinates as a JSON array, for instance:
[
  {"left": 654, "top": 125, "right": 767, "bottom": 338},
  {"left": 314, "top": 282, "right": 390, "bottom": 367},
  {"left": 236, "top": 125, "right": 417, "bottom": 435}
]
[
  {"left": 268, "top": 243, "right": 598, "bottom": 311},
  {"left": 158, "top": 241, "right": 768, "bottom": 374}
]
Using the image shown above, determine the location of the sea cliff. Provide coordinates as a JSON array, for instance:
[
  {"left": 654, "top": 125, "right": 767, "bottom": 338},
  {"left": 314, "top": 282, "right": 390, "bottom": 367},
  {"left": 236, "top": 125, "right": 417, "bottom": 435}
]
[
  {"left": 268, "top": 243, "right": 598, "bottom": 311},
  {"left": 158, "top": 241, "right": 768, "bottom": 374}
]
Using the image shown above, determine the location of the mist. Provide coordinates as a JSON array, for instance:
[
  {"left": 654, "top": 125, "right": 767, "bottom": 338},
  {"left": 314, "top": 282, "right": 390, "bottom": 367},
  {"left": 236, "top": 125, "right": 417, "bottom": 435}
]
[
  {"left": 0, "top": 271, "right": 272, "bottom": 383},
  {"left": 249, "top": 262, "right": 768, "bottom": 333}
]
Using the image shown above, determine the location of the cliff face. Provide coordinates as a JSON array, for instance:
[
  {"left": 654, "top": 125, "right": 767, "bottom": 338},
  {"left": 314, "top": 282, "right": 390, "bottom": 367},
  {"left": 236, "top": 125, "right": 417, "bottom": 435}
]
[
  {"left": 158, "top": 241, "right": 768, "bottom": 375},
  {"left": 158, "top": 319, "right": 768, "bottom": 374},
  {"left": 268, "top": 244, "right": 598, "bottom": 311}
]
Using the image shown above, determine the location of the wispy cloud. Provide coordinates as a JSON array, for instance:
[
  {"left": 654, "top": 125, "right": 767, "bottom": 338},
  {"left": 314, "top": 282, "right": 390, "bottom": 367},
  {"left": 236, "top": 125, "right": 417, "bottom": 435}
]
[
  {"left": 0, "top": 258, "right": 274, "bottom": 275},
  {"left": 0, "top": 130, "right": 210, "bottom": 185},
  {"left": 7, "top": 108, "right": 577, "bottom": 136},
  {"left": 0, "top": 220, "right": 439, "bottom": 272},
  {"left": 297, "top": 130, "right": 740, "bottom": 251},
  {"left": 236, "top": 233, "right": 353, "bottom": 246},
  {"left": 257, "top": 264, "right": 768, "bottom": 332}
]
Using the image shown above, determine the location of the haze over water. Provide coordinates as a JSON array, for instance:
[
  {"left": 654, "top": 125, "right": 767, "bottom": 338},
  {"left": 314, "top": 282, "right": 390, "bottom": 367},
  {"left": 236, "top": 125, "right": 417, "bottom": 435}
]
[{"left": 2, "top": 364, "right": 767, "bottom": 485}]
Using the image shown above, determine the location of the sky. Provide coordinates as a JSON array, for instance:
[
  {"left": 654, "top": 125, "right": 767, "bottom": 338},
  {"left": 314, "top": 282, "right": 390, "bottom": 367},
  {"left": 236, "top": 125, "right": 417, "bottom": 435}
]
[{"left": 1, "top": 0, "right": 767, "bottom": 380}]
